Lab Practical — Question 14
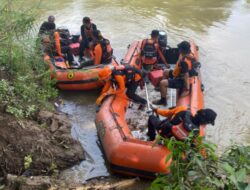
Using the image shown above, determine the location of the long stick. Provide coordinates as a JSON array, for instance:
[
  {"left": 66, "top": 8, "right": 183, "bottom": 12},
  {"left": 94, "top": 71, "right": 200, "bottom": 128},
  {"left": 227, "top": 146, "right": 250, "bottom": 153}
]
[
  {"left": 170, "top": 88, "right": 173, "bottom": 108},
  {"left": 144, "top": 82, "right": 151, "bottom": 112}
]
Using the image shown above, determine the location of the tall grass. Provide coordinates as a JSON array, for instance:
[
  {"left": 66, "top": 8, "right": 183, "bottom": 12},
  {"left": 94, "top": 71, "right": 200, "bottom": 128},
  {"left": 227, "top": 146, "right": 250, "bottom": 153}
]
[
  {"left": 0, "top": 0, "right": 57, "bottom": 118},
  {"left": 149, "top": 134, "right": 250, "bottom": 190}
]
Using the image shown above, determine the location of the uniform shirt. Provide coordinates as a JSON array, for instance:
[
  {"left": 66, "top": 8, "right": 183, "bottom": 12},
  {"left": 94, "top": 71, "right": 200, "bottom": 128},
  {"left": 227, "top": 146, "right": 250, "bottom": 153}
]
[
  {"left": 80, "top": 23, "right": 97, "bottom": 40},
  {"left": 156, "top": 106, "right": 199, "bottom": 131},
  {"left": 39, "top": 22, "right": 56, "bottom": 35},
  {"left": 101, "top": 73, "right": 141, "bottom": 96}
]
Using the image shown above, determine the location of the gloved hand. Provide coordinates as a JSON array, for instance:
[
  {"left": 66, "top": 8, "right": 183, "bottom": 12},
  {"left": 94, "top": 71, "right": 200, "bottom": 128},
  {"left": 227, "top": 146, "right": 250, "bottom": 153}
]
[
  {"left": 96, "top": 93, "right": 108, "bottom": 105},
  {"left": 150, "top": 104, "right": 158, "bottom": 112}
]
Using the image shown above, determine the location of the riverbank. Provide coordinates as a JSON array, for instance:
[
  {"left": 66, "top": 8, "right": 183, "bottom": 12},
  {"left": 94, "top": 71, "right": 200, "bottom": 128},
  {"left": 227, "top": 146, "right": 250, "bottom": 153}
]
[{"left": 0, "top": 109, "right": 85, "bottom": 189}]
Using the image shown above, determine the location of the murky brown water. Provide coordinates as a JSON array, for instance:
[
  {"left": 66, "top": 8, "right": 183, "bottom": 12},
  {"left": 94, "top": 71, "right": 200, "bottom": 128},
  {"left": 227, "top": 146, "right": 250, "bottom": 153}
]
[{"left": 31, "top": 0, "right": 250, "bottom": 184}]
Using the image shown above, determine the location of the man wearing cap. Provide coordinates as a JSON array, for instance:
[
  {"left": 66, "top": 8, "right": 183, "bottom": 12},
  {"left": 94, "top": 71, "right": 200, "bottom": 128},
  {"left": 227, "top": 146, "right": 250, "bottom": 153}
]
[
  {"left": 141, "top": 30, "right": 169, "bottom": 81},
  {"left": 147, "top": 105, "right": 217, "bottom": 141},
  {"left": 96, "top": 66, "right": 147, "bottom": 108},
  {"left": 39, "top": 15, "right": 56, "bottom": 35},
  {"left": 79, "top": 16, "right": 97, "bottom": 61},
  {"left": 153, "top": 41, "right": 198, "bottom": 106}
]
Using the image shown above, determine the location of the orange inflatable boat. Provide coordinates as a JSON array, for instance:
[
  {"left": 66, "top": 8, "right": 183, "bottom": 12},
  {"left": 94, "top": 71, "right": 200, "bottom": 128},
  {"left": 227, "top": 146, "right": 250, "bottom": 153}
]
[
  {"left": 95, "top": 40, "right": 205, "bottom": 178},
  {"left": 44, "top": 56, "right": 117, "bottom": 90}
]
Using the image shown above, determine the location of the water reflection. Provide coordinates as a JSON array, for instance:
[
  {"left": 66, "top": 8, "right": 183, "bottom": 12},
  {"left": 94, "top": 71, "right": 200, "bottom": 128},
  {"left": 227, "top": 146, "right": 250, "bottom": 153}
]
[
  {"left": 58, "top": 91, "right": 109, "bottom": 183},
  {"left": 84, "top": 0, "right": 234, "bottom": 33}
]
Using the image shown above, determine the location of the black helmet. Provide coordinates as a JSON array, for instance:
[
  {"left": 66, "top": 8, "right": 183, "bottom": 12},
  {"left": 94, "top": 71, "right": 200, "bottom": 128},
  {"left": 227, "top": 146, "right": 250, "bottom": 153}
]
[
  {"left": 196, "top": 108, "right": 217, "bottom": 126},
  {"left": 150, "top": 30, "right": 159, "bottom": 38},
  {"left": 177, "top": 41, "right": 191, "bottom": 54},
  {"left": 83, "top": 16, "right": 91, "bottom": 23}
]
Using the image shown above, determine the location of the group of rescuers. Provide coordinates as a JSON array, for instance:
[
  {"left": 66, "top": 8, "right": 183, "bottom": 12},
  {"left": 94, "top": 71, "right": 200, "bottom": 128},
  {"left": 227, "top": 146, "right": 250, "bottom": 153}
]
[
  {"left": 40, "top": 16, "right": 217, "bottom": 141},
  {"left": 39, "top": 16, "right": 112, "bottom": 66}
]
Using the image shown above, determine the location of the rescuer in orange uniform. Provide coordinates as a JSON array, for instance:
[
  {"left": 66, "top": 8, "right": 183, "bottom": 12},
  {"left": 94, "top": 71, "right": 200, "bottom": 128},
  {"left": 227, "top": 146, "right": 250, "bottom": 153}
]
[
  {"left": 153, "top": 41, "right": 198, "bottom": 106},
  {"left": 147, "top": 105, "right": 217, "bottom": 141},
  {"left": 96, "top": 66, "right": 147, "bottom": 108}
]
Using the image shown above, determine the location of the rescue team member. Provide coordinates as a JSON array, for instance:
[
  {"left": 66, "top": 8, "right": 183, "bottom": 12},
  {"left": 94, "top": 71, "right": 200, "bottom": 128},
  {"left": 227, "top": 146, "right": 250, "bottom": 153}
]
[
  {"left": 84, "top": 30, "right": 113, "bottom": 65},
  {"left": 43, "top": 30, "right": 76, "bottom": 66},
  {"left": 38, "top": 15, "right": 56, "bottom": 35},
  {"left": 88, "top": 30, "right": 103, "bottom": 65},
  {"left": 79, "top": 16, "right": 98, "bottom": 61},
  {"left": 147, "top": 105, "right": 217, "bottom": 141},
  {"left": 96, "top": 66, "right": 147, "bottom": 109},
  {"left": 153, "top": 41, "right": 197, "bottom": 106},
  {"left": 141, "top": 30, "right": 169, "bottom": 82}
]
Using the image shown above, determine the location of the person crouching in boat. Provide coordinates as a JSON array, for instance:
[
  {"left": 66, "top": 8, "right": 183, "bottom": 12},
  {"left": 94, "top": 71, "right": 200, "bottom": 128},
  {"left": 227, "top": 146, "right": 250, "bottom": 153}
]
[
  {"left": 96, "top": 66, "right": 147, "bottom": 109},
  {"left": 147, "top": 105, "right": 217, "bottom": 141},
  {"left": 141, "top": 30, "right": 169, "bottom": 82},
  {"left": 152, "top": 41, "right": 198, "bottom": 106}
]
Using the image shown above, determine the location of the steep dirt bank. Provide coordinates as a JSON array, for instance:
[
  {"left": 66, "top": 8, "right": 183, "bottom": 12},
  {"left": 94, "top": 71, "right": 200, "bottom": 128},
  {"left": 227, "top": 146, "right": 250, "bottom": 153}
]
[{"left": 0, "top": 110, "right": 85, "bottom": 178}]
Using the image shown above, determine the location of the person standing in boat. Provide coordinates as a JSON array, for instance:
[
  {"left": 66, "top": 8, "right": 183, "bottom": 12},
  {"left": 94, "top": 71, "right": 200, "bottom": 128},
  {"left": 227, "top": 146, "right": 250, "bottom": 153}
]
[
  {"left": 141, "top": 30, "right": 169, "bottom": 82},
  {"left": 79, "top": 16, "right": 97, "bottom": 61},
  {"left": 152, "top": 41, "right": 198, "bottom": 106},
  {"left": 96, "top": 66, "right": 147, "bottom": 109},
  {"left": 147, "top": 105, "right": 217, "bottom": 141},
  {"left": 38, "top": 15, "right": 56, "bottom": 35}
]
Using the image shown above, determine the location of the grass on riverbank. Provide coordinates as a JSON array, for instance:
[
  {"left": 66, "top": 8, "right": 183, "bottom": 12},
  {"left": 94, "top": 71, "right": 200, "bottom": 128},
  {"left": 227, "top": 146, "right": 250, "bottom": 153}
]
[
  {"left": 0, "top": 0, "right": 57, "bottom": 118},
  {"left": 149, "top": 134, "right": 250, "bottom": 190}
]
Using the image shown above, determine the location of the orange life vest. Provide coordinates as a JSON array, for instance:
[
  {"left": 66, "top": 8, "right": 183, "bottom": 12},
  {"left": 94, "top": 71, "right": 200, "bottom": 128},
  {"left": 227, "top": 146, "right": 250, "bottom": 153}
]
[
  {"left": 141, "top": 39, "right": 157, "bottom": 65},
  {"left": 172, "top": 53, "right": 198, "bottom": 78},
  {"left": 170, "top": 107, "right": 197, "bottom": 141},
  {"left": 157, "top": 106, "right": 191, "bottom": 140},
  {"left": 100, "top": 39, "right": 113, "bottom": 63},
  {"left": 53, "top": 31, "right": 62, "bottom": 56}
]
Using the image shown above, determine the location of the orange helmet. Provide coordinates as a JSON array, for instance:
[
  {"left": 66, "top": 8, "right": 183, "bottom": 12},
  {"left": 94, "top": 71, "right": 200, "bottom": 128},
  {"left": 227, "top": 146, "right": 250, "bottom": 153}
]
[{"left": 98, "top": 67, "right": 112, "bottom": 80}]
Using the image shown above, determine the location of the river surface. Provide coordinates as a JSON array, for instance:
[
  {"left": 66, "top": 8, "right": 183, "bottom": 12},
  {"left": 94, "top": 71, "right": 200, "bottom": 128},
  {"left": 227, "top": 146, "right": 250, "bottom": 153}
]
[{"left": 27, "top": 0, "right": 250, "bottom": 184}]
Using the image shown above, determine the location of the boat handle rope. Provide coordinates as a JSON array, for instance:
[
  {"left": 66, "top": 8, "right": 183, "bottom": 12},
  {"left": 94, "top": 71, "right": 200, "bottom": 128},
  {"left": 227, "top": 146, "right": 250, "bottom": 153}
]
[{"left": 109, "top": 95, "right": 128, "bottom": 141}]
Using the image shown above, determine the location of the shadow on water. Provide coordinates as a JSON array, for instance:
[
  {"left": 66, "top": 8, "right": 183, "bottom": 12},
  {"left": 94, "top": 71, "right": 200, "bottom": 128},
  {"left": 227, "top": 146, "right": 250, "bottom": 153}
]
[{"left": 57, "top": 90, "right": 110, "bottom": 183}]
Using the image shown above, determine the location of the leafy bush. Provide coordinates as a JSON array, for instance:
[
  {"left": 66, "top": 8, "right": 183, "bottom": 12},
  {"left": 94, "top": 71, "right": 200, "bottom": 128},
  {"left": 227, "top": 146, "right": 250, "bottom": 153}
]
[
  {"left": 149, "top": 134, "right": 250, "bottom": 190},
  {"left": 0, "top": 0, "right": 57, "bottom": 118}
]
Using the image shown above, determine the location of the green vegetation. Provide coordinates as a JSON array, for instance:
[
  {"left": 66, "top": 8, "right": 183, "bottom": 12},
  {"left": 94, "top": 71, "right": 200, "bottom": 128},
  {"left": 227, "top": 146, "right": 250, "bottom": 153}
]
[
  {"left": 24, "top": 155, "right": 33, "bottom": 170},
  {"left": 0, "top": 0, "right": 57, "bottom": 118},
  {"left": 149, "top": 134, "right": 250, "bottom": 190}
]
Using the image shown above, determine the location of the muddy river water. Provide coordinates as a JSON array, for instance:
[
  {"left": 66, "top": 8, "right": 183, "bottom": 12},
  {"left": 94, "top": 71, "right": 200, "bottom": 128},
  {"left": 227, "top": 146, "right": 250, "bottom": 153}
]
[{"left": 30, "top": 0, "right": 250, "bottom": 183}]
